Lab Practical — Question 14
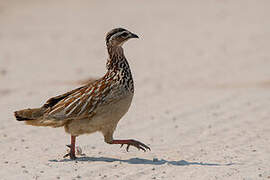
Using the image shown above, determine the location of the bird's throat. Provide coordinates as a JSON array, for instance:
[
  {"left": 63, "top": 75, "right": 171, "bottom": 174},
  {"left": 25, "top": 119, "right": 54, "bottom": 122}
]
[{"left": 106, "top": 46, "right": 126, "bottom": 70}]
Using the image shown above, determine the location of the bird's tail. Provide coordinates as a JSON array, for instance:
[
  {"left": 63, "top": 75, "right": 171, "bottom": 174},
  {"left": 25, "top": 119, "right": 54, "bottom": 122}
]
[
  {"left": 14, "top": 107, "right": 66, "bottom": 127},
  {"left": 14, "top": 108, "right": 45, "bottom": 121},
  {"left": 15, "top": 107, "right": 47, "bottom": 126}
]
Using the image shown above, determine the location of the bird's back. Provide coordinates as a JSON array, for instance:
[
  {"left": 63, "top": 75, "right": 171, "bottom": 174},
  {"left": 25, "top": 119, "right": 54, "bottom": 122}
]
[
  {"left": 15, "top": 27, "right": 135, "bottom": 132},
  {"left": 15, "top": 59, "right": 134, "bottom": 129}
]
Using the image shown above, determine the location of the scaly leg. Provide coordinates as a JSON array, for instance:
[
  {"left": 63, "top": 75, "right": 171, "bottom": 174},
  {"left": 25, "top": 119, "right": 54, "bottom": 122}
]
[{"left": 63, "top": 135, "right": 76, "bottom": 160}]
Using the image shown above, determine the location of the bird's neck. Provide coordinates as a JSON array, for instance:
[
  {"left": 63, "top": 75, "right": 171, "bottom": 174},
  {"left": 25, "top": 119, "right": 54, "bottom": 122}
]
[
  {"left": 105, "top": 45, "right": 134, "bottom": 93},
  {"left": 106, "top": 45, "right": 126, "bottom": 70}
]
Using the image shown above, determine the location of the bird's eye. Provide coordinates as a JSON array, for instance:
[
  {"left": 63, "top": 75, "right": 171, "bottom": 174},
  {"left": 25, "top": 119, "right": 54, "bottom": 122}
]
[{"left": 121, "top": 32, "right": 128, "bottom": 37}]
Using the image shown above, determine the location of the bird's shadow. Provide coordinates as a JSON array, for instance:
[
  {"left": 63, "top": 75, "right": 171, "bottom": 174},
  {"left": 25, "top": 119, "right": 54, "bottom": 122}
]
[{"left": 49, "top": 156, "right": 235, "bottom": 166}]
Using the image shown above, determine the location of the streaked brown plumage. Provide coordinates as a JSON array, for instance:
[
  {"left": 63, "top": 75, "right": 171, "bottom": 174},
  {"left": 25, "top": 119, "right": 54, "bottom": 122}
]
[{"left": 14, "top": 28, "right": 150, "bottom": 159}]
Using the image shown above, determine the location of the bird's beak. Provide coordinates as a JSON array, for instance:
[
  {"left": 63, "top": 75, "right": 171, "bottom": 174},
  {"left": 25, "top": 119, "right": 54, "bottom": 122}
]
[{"left": 130, "top": 33, "right": 139, "bottom": 39}]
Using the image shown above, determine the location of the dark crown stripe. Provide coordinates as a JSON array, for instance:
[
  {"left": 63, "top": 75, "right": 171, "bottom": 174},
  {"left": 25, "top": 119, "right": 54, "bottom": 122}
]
[{"left": 106, "top": 28, "right": 127, "bottom": 43}]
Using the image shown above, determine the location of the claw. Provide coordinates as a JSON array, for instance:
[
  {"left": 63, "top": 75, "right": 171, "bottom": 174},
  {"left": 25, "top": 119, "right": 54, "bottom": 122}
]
[
  {"left": 63, "top": 153, "right": 69, "bottom": 158},
  {"left": 63, "top": 152, "right": 76, "bottom": 160},
  {"left": 131, "top": 140, "right": 150, "bottom": 152},
  {"left": 64, "top": 144, "right": 76, "bottom": 160},
  {"left": 126, "top": 144, "right": 130, "bottom": 152},
  {"left": 124, "top": 140, "right": 150, "bottom": 152},
  {"left": 113, "top": 139, "right": 150, "bottom": 152}
]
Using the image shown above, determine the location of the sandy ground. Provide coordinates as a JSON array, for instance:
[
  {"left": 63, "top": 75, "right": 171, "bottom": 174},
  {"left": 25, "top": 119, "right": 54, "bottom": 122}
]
[{"left": 1, "top": 0, "right": 270, "bottom": 179}]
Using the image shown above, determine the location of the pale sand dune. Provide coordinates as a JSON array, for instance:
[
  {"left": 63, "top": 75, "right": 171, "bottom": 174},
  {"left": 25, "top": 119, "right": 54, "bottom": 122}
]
[{"left": 1, "top": 0, "right": 270, "bottom": 179}]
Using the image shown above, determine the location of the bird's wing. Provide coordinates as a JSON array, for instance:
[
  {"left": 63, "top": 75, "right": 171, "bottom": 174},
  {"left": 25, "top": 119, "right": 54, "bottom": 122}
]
[
  {"left": 43, "top": 86, "right": 85, "bottom": 109},
  {"left": 44, "top": 78, "right": 112, "bottom": 120}
]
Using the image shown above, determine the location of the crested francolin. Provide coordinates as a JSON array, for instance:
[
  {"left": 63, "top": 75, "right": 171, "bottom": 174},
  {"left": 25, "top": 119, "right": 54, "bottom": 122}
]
[{"left": 14, "top": 28, "right": 150, "bottom": 159}]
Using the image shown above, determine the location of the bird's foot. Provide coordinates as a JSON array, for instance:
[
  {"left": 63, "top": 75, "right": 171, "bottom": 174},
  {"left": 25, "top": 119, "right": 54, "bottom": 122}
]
[
  {"left": 63, "top": 145, "right": 77, "bottom": 160},
  {"left": 117, "top": 139, "right": 151, "bottom": 152}
]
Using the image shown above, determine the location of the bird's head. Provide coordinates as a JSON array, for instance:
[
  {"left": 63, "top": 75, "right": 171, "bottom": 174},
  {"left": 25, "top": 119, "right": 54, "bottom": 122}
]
[{"left": 106, "top": 28, "right": 139, "bottom": 47}]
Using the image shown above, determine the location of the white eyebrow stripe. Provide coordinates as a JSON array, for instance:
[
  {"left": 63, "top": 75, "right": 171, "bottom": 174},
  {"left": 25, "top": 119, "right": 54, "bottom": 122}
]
[{"left": 109, "top": 31, "right": 129, "bottom": 41}]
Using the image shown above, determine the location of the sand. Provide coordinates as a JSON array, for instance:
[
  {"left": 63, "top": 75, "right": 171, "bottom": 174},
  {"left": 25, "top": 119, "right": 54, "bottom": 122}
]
[{"left": 1, "top": 0, "right": 270, "bottom": 179}]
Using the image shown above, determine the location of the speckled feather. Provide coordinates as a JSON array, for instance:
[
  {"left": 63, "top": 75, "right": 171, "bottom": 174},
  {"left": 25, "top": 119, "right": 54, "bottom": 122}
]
[
  {"left": 14, "top": 28, "right": 151, "bottom": 159},
  {"left": 44, "top": 60, "right": 133, "bottom": 121},
  {"left": 15, "top": 29, "right": 135, "bottom": 129}
]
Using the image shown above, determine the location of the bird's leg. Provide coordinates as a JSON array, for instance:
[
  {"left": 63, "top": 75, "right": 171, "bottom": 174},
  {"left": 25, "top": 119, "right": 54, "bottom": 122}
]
[
  {"left": 111, "top": 139, "right": 151, "bottom": 152},
  {"left": 63, "top": 135, "right": 76, "bottom": 160}
]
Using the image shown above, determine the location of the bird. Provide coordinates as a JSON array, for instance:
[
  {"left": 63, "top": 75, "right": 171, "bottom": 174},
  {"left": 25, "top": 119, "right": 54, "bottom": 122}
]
[{"left": 14, "top": 28, "right": 151, "bottom": 159}]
